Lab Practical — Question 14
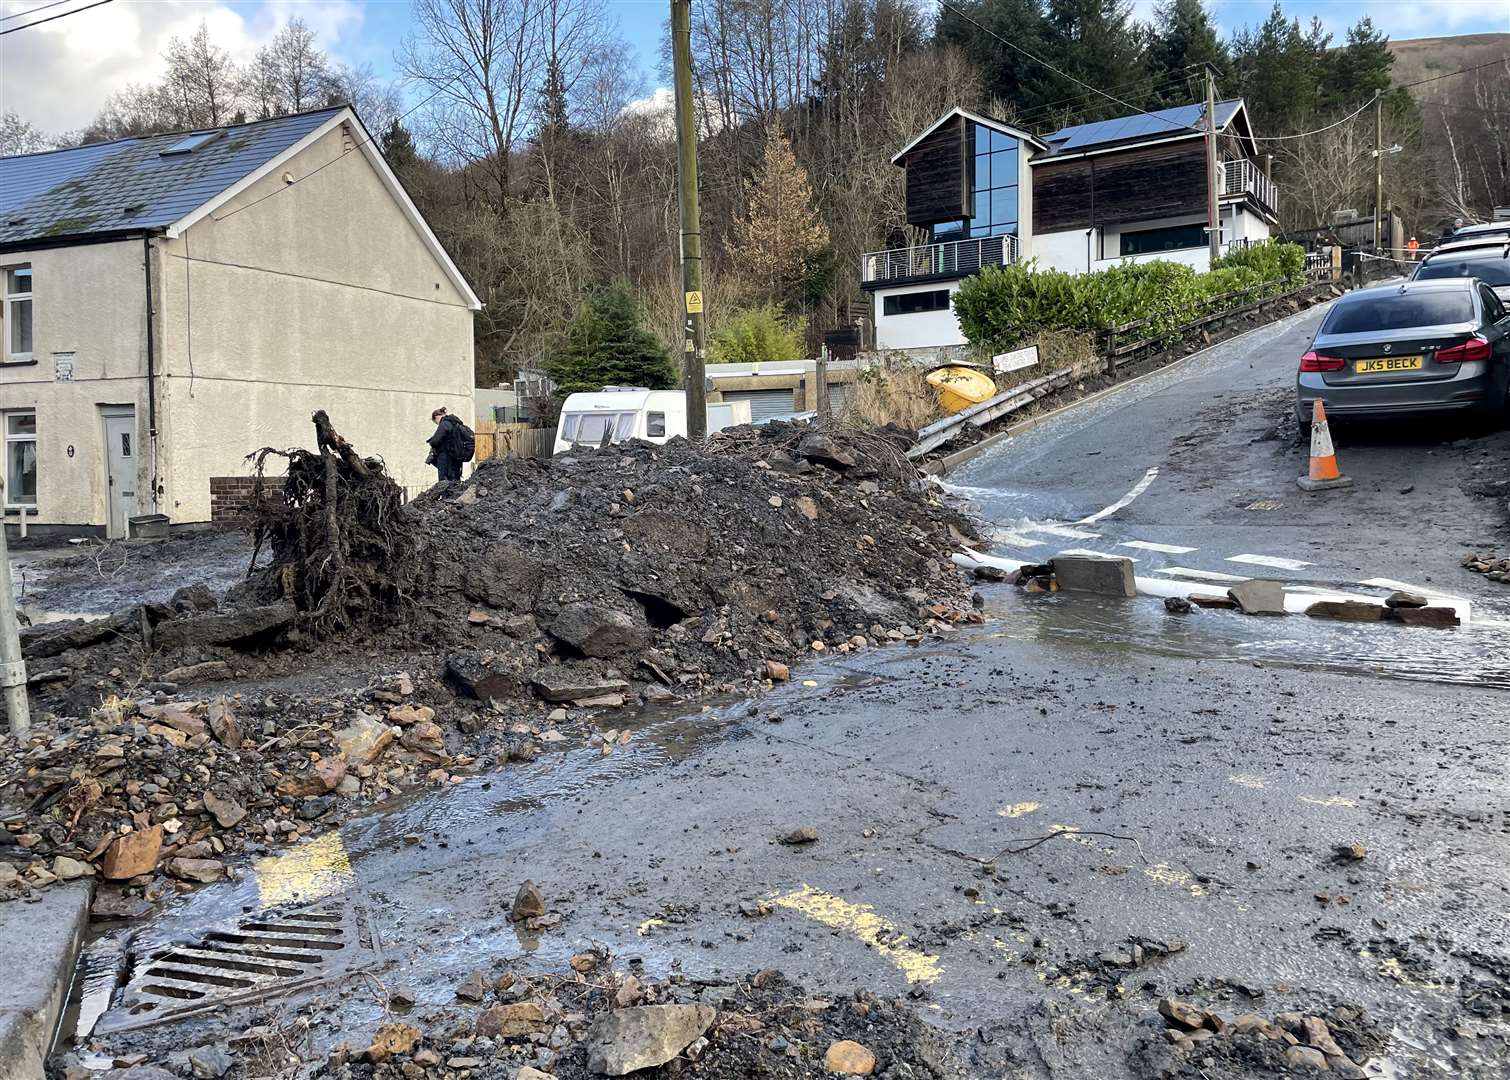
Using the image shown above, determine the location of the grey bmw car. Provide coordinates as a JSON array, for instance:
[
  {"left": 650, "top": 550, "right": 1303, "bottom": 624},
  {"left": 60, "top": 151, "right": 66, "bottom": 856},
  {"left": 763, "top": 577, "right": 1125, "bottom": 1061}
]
[{"left": 1296, "top": 278, "right": 1510, "bottom": 436}]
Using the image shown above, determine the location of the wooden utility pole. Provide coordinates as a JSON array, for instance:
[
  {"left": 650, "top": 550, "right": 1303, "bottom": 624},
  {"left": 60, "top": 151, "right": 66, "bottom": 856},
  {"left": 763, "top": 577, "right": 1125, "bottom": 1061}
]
[
  {"left": 1372, "top": 89, "right": 1383, "bottom": 254},
  {"left": 1204, "top": 64, "right": 1221, "bottom": 264},
  {"left": 671, "top": 0, "right": 708, "bottom": 439}
]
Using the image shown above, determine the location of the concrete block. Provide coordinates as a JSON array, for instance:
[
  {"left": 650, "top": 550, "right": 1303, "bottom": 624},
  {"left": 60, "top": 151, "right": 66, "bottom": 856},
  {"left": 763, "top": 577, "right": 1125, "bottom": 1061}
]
[
  {"left": 1227, "top": 579, "right": 1286, "bottom": 615},
  {"left": 1388, "top": 606, "right": 1459, "bottom": 628},
  {"left": 1051, "top": 555, "right": 1135, "bottom": 598},
  {"left": 1188, "top": 593, "right": 1237, "bottom": 610},
  {"left": 0, "top": 881, "right": 92, "bottom": 1080}
]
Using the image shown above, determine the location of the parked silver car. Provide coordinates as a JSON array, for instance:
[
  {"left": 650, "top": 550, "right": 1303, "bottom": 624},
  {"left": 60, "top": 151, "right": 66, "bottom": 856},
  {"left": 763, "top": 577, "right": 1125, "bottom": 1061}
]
[
  {"left": 1411, "top": 239, "right": 1510, "bottom": 303},
  {"left": 1296, "top": 279, "right": 1510, "bottom": 436}
]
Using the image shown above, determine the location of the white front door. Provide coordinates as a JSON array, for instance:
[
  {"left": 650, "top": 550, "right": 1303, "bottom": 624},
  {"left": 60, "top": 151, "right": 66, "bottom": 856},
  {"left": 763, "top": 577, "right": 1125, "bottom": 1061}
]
[{"left": 101, "top": 407, "right": 136, "bottom": 538}]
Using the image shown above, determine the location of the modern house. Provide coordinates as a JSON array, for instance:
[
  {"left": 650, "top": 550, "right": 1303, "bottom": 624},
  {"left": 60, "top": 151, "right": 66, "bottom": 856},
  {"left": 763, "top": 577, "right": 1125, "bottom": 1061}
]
[
  {"left": 0, "top": 106, "right": 480, "bottom": 538},
  {"left": 864, "top": 100, "right": 1279, "bottom": 353}
]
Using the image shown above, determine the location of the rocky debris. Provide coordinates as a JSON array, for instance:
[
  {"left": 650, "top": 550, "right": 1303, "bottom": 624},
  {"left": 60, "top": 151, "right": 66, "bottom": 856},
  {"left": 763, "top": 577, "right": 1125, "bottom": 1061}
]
[
  {"left": 152, "top": 602, "right": 296, "bottom": 650},
  {"left": 1148, "top": 1002, "right": 1381, "bottom": 1077},
  {"left": 765, "top": 659, "right": 790, "bottom": 682},
  {"left": 362, "top": 1023, "right": 422, "bottom": 1064},
  {"left": 102, "top": 825, "right": 163, "bottom": 880},
  {"left": 529, "top": 670, "right": 630, "bottom": 705},
  {"left": 823, "top": 1039, "right": 877, "bottom": 1075},
  {"left": 780, "top": 826, "right": 819, "bottom": 845},
  {"left": 1306, "top": 600, "right": 1384, "bottom": 621},
  {"left": 455, "top": 970, "right": 488, "bottom": 1002},
  {"left": 335, "top": 715, "right": 397, "bottom": 766},
  {"left": 1334, "top": 841, "right": 1367, "bottom": 862},
  {"left": 202, "top": 789, "right": 247, "bottom": 829},
  {"left": 1052, "top": 554, "right": 1136, "bottom": 598},
  {"left": 584, "top": 1004, "right": 717, "bottom": 1075},
  {"left": 1227, "top": 579, "right": 1286, "bottom": 615},
  {"left": 161, "top": 661, "right": 232, "bottom": 686},
  {"left": 476, "top": 1001, "right": 547, "bottom": 1038},
  {"left": 1163, "top": 596, "right": 1193, "bottom": 614},
  {"left": 1389, "top": 605, "right": 1459, "bottom": 628},
  {"left": 1384, "top": 590, "right": 1428, "bottom": 608},
  {"left": 1188, "top": 593, "right": 1238, "bottom": 609},
  {"left": 549, "top": 603, "right": 647, "bottom": 658},
  {"left": 186, "top": 1044, "right": 234, "bottom": 1079},
  {"left": 1462, "top": 551, "right": 1510, "bottom": 584},
  {"left": 512, "top": 879, "right": 546, "bottom": 922}
]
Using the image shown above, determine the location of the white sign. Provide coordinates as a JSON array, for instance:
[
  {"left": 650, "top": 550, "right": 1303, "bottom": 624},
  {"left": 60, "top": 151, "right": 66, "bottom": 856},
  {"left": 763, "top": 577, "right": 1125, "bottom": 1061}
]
[
  {"left": 992, "top": 345, "right": 1039, "bottom": 374},
  {"left": 53, "top": 352, "right": 75, "bottom": 382}
]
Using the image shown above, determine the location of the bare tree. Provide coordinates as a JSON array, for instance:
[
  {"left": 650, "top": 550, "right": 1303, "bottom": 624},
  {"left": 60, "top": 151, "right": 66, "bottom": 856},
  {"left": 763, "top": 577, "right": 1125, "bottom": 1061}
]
[
  {"left": 245, "top": 18, "right": 334, "bottom": 118},
  {"left": 0, "top": 112, "right": 53, "bottom": 155},
  {"left": 161, "top": 21, "right": 243, "bottom": 128}
]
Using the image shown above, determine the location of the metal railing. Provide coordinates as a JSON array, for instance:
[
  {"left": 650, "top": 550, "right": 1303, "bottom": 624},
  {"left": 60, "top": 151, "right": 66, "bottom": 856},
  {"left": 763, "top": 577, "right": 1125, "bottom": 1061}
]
[
  {"left": 861, "top": 234, "right": 1020, "bottom": 284},
  {"left": 1221, "top": 159, "right": 1279, "bottom": 216}
]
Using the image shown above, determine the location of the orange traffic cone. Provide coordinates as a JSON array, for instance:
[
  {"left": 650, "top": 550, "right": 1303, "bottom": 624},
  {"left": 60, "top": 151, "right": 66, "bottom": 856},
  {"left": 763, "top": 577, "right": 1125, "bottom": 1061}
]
[{"left": 1297, "top": 399, "right": 1352, "bottom": 491}]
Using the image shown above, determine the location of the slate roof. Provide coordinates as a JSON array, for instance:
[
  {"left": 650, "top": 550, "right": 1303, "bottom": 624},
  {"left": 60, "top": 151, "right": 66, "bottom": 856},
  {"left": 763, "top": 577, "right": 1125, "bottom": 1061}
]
[
  {"left": 0, "top": 107, "right": 344, "bottom": 248},
  {"left": 1041, "top": 99, "right": 1244, "bottom": 156}
]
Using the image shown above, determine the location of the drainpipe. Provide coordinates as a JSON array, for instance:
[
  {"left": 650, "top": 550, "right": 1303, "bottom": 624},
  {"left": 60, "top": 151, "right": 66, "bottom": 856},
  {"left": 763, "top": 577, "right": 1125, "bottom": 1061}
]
[{"left": 142, "top": 236, "right": 159, "bottom": 513}]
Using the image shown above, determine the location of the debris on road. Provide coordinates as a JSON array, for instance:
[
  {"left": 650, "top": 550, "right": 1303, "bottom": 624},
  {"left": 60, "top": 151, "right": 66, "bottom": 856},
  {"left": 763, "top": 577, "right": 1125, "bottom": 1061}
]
[
  {"left": 1462, "top": 552, "right": 1510, "bottom": 584},
  {"left": 1142, "top": 1002, "right": 1383, "bottom": 1078},
  {"left": 1227, "top": 579, "right": 1287, "bottom": 616}
]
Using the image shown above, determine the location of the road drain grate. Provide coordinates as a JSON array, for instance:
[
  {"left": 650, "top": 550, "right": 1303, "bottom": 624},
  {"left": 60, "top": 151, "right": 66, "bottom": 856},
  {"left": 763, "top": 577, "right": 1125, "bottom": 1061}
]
[{"left": 95, "top": 903, "right": 381, "bottom": 1033}]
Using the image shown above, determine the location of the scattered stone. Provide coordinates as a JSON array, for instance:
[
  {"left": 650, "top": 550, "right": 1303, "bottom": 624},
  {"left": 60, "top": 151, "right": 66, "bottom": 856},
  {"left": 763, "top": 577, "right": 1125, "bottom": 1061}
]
[
  {"left": 456, "top": 970, "right": 488, "bottom": 1002},
  {"left": 1228, "top": 579, "right": 1287, "bottom": 615},
  {"left": 1334, "top": 842, "right": 1367, "bottom": 862},
  {"left": 615, "top": 976, "right": 642, "bottom": 1007},
  {"left": 102, "top": 825, "right": 163, "bottom": 880},
  {"left": 779, "top": 826, "right": 818, "bottom": 845},
  {"left": 206, "top": 700, "right": 242, "bottom": 749},
  {"left": 1388, "top": 606, "right": 1459, "bottom": 627},
  {"left": 823, "top": 1039, "right": 877, "bottom": 1075},
  {"left": 765, "top": 659, "right": 790, "bottom": 682},
  {"left": 550, "top": 603, "right": 647, "bottom": 658},
  {"left": 794, "top": 496, "right": 819, "bottom": 521},
  {"left": 167, "top": 857, "right": 225, "bottom": 884},
  {"left": 387, "top": 704, "right": 435, "bottom": 727},
  {"left": 52, "top": 855, "right": 93, "bottom": 880},
  {"left": 584, "top": 1004, "right": 717, "bottom": 1076},
  {"left": 1163, "top": 596, "right": 1193, "bottom": 614},
  {"left": 1052, "top": 554, "right": 1136, "bottom": 598},
  {"left": 530, "top": 670, "right": 630, "bottom": 704},
  {"left": 335, "top": 716, "right": 396, "bottom": 766},
  {"left": 161, "top": 661, "right": 233, "bottom": 686},
  {"left": 1285, "top": 1045, "right": 1329, "bottom": 1071},
  {"left": 1384, "top": 590, "right": 1428, "bottom": 608},
  {"left": 1159, "top": 998, "right": 1207, "bottom": 1031},
  {"left": 1188, "top": 593, "right": 1238, "bottom": 609},
  {"left": 203, "top": 790, "right": 247, "bottom": 829},
  {"left": 389, "top": 986, "right": 416, "bottom": 1009},
  {"left": 1306, "top": 600, "right": 1384, "bottom": 621},
  {"left": 363, "top": 1023, "right": 423, "bottom": 1063},
  {"left": 511, "top": 879, "right": 546, "bottom": 922},
  {"left": 186, "top": 1045, "right": 234, "bottom": 1079},
  {"left": 92, "top": 891, "right": 153, "bottom": 920},
  {"left": 516, "top": 1069, "right": 557, "bottom": 1080},
  {"left": 475, "top": 1002, "right": 546, "bottom": 1039}
]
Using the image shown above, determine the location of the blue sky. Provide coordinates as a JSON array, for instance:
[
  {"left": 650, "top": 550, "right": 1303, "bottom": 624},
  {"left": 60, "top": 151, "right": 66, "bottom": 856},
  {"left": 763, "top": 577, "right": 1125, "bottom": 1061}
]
[{"left": 1, "top": 0, "right": 1506, "bottom": 132}]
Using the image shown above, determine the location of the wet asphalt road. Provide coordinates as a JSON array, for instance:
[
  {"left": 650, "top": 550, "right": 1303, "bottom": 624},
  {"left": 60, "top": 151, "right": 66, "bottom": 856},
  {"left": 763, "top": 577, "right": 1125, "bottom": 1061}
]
[{"left": 78, "top": 307, "right": 1510, "bottom": 1078}]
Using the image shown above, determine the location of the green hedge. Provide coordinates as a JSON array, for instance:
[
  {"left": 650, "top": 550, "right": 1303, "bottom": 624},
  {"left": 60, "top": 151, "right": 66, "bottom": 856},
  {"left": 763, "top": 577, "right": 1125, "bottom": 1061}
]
[{"left": 953, "top": 241, "right": 1307, "bottom": 353}]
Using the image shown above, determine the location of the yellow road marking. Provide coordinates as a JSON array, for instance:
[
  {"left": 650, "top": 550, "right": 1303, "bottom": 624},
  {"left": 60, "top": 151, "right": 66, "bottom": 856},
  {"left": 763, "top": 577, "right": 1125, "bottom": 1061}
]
[
  {"left": 998, "top": 801, "right": 1041, "bottom": 818},
  {"left": 1049, "top": 823, "right": 1096, "bottom": 848},
  {"left": 1143, "top": 862, "right": 1207, "bottom": 898},
  {"left": 771, "top": 885, "right": 942, "bottom": 985},
  {"left": 1228, "top": 774, "right": 1266, "bottom": 789},
  {"left": 1299, "top": 795, "right": 1357, "bottom": 808},
  {"left": 255, "top": 831, "right": 353, "bottom": 908},
  {"left": 636, "top": 918, "right": 666, "bottom": 936}
]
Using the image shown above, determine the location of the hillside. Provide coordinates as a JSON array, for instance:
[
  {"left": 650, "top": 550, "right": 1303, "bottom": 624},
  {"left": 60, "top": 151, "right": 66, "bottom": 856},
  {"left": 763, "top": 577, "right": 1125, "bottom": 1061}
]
[{"left": 1389, "top": 33, "right": 1510, "bottom": 97}]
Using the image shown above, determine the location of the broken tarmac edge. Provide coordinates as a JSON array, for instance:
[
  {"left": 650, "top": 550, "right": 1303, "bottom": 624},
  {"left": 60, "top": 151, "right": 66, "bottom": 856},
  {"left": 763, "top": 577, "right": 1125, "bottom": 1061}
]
[{"left": 0, "top": 880, "right": 92, "bottom": 1080}]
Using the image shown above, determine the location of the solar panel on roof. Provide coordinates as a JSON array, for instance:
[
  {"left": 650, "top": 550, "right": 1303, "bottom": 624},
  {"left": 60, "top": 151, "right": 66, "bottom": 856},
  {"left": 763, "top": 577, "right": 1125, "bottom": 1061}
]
[{"left": 1042, "top": 99, "right": 1242, "bottom": 155}]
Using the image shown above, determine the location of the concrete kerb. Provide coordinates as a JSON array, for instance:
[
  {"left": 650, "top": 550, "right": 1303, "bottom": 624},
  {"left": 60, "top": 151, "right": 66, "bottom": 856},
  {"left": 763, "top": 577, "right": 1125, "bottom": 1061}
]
[
  {"left": 0, "top": 880, "right": 93, "bottom": 1079},
  {"left": 921, "top": 293, "right": 1339, "bottom": 478}
]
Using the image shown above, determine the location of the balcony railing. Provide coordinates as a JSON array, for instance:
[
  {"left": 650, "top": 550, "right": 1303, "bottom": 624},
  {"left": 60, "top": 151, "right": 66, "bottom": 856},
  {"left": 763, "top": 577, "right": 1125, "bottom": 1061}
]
[
  {"left": 862, "top": 234, "right": 1019, "bottom": 284},
  {"left": 1221, "top": 158, "right": 1279, "bottom": 217}
]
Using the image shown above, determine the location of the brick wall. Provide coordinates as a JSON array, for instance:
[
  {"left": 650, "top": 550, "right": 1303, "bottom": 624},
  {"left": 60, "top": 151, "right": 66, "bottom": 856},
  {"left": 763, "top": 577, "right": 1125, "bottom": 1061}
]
[{"left": 209, "top": 476, "right": 266, "bottom": 527}]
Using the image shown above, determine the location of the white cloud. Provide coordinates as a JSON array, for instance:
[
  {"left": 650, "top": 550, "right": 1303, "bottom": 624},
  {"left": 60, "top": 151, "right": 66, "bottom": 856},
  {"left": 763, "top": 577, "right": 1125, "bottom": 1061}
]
[{"left": 0, "top": 0, "right": 365, "bottom": 134}]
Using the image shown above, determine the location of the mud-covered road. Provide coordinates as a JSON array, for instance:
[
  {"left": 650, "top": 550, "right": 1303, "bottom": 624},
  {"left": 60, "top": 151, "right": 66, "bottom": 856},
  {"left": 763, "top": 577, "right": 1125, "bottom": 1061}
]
[{"left": 62, "top": 304, "right": 1510, "bottom": 1078}]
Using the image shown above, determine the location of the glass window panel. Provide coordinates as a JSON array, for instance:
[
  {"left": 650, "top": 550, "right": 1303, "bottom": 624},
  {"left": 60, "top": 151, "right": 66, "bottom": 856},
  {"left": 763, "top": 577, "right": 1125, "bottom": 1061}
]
[
  {"left": 614, "top": 413, "right": 635, "bottom": 440},
  {"left": 647, "top": 412, "right": 666, "bottom": 437},
  {"left": 7, "top": 267, "right": 30, "bottom": 295},
  {"left": 992, "top": 147, "right": 1018, "bottom": 184},
  {"left": 10, "top": 298, "right": 31, "bottom": 354},
  {"left": 973, "top": 123, "right": 990, "bottom": 156},
  {"left": 974, "top": 191, "right": 989, "bottom": 222},
  {"left": 973, "top": 154, "right": 989, "bottom": 191},
  {"left": 931, "top": 219, "right": 964, "bottom": 242},
  {"left": 577, "top": 414, "right": 612, "bottom": 444},
  {"left": 560, "top": 414, "right": 579, "bottom": 440},
  {"left": 990, "top": 129, "right": 1013, "bottom": 152},
  {"left": 990, "top": 187, "right": 1018, "bottom": 227},
  {"left": 7, "top": 413, "right": 35, "bottom": 436}
]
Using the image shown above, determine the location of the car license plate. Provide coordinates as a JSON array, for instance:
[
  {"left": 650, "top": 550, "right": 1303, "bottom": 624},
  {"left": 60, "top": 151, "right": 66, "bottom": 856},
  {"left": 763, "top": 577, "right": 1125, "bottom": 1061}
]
[{"left": 1355, "top": 356, "right": 1422, "bottom": 374}]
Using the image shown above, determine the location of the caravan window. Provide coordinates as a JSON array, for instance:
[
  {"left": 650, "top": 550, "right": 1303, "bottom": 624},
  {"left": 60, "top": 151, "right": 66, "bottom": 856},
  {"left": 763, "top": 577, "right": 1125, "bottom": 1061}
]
[
  {"left": 576, "top": 413, "right": 613, "bottom": 445},
  {"left": 647, "top": 412, "right": 666, "bottom": 437},
  {"left": 615, "top": 413, "right": 636, "bottom": 440},
  {"left": 560, "top": 413, "right": 580, "bottom": 441}
]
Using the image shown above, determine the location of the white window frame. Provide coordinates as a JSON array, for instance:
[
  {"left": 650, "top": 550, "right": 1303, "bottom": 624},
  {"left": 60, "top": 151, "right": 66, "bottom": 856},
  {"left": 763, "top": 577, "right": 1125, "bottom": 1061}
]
[
  {"left": 3, "top": 409, "right": 37, "bottom": 508},
  {"left": 3, "top": 264, "right": 33, "bottom": 364}
]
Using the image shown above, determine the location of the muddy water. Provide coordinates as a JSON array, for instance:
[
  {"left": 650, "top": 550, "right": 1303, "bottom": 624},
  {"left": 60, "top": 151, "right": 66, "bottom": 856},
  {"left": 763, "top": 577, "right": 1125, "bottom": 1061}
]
[{"left": 983, "top": 585, "right": 1510, "bottom": 690}]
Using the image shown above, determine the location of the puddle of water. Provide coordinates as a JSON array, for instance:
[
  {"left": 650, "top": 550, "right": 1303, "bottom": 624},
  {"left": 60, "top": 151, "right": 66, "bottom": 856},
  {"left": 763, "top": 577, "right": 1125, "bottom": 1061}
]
[{"left": 986, "top": 588, "right": 1510, "bottom": 690}]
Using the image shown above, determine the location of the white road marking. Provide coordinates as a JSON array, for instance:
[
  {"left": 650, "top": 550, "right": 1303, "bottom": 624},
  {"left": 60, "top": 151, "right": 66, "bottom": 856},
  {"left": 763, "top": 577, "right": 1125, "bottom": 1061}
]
[
  {"left": 1358, "top": 577, "right": 1448, "bottom": 595},
  {"left": 1025, "top": 523, "right": 1102, "bottom": 540},
  {"left": 1227, "top": 553, "right": 1312, "bottom": 571},
  {"left": 1120, "top": 540, "right": 1196, "bottom": 555},
  {"left": 1057, "top": 548, "right": 1136, "bottom": 561},
  {"left": 1154, "top": 567, "right": 1247, "bottom": 582},
  {"left": 1076, "top": 467, "right": 1159, "bottom": 524},
  {"left": 989, "top": 528, "right": 1045, "bottom": 548}
]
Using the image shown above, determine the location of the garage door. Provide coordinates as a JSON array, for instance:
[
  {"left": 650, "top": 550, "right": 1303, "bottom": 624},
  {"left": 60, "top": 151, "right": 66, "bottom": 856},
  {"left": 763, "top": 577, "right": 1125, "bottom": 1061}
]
[{"left": 723, "top": 389, "right": 796, "bottom": 421}]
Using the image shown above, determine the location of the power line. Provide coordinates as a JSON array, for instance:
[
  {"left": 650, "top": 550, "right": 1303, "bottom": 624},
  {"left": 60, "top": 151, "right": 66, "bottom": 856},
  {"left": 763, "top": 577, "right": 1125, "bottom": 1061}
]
[
  {"left": 0, "top": 0, "right": 112, "bottom": 34},
  {"left": 1400, "top": 55, "right": 1510, "bottom": 90},
  {"left": 0, "top": 0, "right": 73, "bottom": 22},
  {"left": 1248, "top": 97, "right": 1375, "bottom": 142}
]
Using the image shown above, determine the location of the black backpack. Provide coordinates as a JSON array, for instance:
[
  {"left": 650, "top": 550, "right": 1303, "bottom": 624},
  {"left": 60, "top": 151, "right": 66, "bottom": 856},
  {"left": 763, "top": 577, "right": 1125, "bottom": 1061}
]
[{"left": 453, "top": 419, "right": 476, "bottom": 462}]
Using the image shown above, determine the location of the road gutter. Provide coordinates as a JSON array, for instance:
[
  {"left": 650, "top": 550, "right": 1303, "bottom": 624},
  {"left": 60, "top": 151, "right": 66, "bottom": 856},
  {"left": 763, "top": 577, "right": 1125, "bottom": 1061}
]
[{"left": 0, "top": 880, "right": 93, "bottom": 1079}]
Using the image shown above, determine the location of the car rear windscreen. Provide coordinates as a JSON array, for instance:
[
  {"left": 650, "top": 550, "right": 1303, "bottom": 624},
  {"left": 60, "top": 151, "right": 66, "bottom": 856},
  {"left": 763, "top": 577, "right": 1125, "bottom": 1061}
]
[
  {"left": 1415, "top": 258, "right": 1510, "bottom": 286},
  {"left": 1323, "top": 291, "right": 1476, "bottom": 334}
]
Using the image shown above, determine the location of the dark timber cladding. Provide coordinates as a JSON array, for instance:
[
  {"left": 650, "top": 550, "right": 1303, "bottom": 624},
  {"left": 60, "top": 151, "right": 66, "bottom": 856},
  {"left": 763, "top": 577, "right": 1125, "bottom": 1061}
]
[
  {"left": 1034, "top": 140, "right": 1207, "bottom": 233},
  {"left": 903, "top": 115, "right": 968, "bottom": 227}
]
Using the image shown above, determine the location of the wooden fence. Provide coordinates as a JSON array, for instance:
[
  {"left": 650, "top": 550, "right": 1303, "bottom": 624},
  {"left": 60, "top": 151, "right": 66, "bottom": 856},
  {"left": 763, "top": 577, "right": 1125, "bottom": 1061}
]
[{"left": 478, "top": 421, "right": 556, "bottom": 460}]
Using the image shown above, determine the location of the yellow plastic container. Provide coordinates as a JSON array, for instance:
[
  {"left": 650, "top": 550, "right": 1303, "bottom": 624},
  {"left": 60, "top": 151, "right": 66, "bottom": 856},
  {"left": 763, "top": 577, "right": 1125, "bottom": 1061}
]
[{"left": 926, "top": 366, "right": 997, "bottom": 414}]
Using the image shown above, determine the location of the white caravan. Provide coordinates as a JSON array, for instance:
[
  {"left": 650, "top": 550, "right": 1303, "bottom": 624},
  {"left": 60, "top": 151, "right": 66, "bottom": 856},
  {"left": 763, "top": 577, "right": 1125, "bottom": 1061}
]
[{"left": 553, "top": 388, "right": 751, "bottom": 454}]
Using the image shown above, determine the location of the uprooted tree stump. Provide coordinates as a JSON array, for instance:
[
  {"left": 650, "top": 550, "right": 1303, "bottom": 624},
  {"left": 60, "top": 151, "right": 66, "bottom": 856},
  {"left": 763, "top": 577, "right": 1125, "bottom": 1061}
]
[{"left": 248, "top": 410, "right": 420, "bottom": 635}]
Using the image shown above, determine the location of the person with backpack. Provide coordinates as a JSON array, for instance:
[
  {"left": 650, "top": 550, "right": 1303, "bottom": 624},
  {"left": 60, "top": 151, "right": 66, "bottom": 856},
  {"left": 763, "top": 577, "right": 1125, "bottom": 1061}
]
[{"left": 426, "top": 406, "right": 474, "bottom": 483}]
